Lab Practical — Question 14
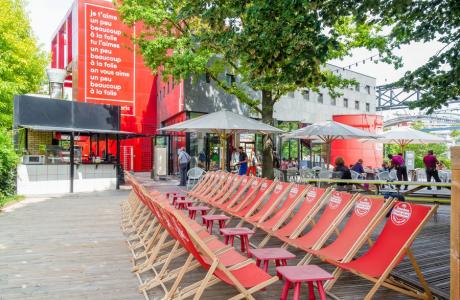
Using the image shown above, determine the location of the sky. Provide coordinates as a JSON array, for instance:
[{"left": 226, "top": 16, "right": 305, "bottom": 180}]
[{"left": 26, "top": 0, "right": 445, "bottom": 86}]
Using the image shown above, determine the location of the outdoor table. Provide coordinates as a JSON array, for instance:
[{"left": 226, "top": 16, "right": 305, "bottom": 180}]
[
  {"left": 276, "top": 265, "right": 334, "bottom": 300},
  {"left": 249, "top": 248, "right": 296, "bottom": 278},
  {"left": 220, "top": 227, "right": 254, "bottom": 256},
  {"left": 175, "top": 199, "right": 193, "bottom": 209},
  {"left": 202, "top": 214, "right": 230, "bottom": 234},
  {"left": 172, "top": 195, "right": 186, "bottom": 206},
  {"left": 187, "top": 206, "right": 210, "bottom": 223}
]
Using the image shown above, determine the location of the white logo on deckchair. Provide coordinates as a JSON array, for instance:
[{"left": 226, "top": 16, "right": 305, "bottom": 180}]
[
  {"left": 328, "top": 194, "right": 342, "bottom": 209},
  {"left": 355, "top": 197, "right": 372, "bottom": 217},
  {"left": 289, "top": 186, "right": 299, "bottom": 196},
  {"left": 306, "top": 189, "right": 317, "bottom": 203},
  {"left": 243, "top": 178, "right": 248, "bottom": 183},
  {"left": 275, "top": 184, "right": 283, "bottom": 193},
  {"left": 221, "top": 175, "right": 225, "bottom": 178},
  {"left": 252, "top": 180, "right": 259, "bottom": 187},
  {"left": 391, "top": 203, "right": 412, "bottom": 226},
  {"left": 261, "top": 182, "right": 268, "bottom": 190}
]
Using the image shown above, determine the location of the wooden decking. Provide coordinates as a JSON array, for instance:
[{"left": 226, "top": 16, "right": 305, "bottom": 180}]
[
  {"left": 0, "top": 190, "right": 141, "bottom": 299},
  {"left": 0, "top": 174, "right": 450, "bottom": 299}
]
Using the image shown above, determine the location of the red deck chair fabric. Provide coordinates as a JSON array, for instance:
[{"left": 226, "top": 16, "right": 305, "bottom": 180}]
[
  {"left": 225, "top": 177, "right": 266, "bottom": 213},
  {"left": 229, "top": 179, "right": 274, "bottom": 217},
  {"left": 209, "top": 175, "right": 245, "bottom": 206},
  {"left": 282, "top": 191, "right": 354, "bottom": 248},
  {"left": 194, "top": 172, "right": 227, "bottom": 200},
  {"left": 200, "top": 173, "right": 234, "bottom": 202},
  {"left": 270, "top": 187, "right": 327, "bottom": 238},
  {"left": 257, "top": 184, "right": 309, "bottom": 230},
  {"left": 219, "top": 176, "right": 259, "bottom": 210},
  {"left": 329, "top": 201, "right": 432, "bottom": 277},
  {"left": 188, "top": 172, "right": 215, "bottom": 197},
  {"left": 161, "top": 206, "right": 275, "bottom": 289},
  {"left": 215, "top": 176, "right": 253, "bottom": 209},
  {"left": 308, "top": 196, "right": 387, "bottom": 260},
  {"left": 203, "top": 174, "right": 239, "bottom": 204},
  {"left": 244, "top": 181, "right": 292, "bottom": 223}
]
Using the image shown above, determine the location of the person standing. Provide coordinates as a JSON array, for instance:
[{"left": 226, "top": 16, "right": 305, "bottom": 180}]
[
  {"left": 178, "top": 147, "right": 191, "bottom": 186},
  {"left": 235, "top": 146, "right": 248, "bottom": 175},
  {"left": 388, "top": 153, "right": 408, "bottom": 189},
  {"left": 246, "top": 147, "right": 258, "bottom": 176},
  {"left": 423, "top": 150, "right": 441, "bottom": 190}
]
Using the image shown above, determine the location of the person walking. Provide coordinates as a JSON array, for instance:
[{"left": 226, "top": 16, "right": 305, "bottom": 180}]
[
  {"left": 246, "top": 147, "right": 258, "bottom": 176},
  {"left": 235, "top": 146, "right": 248, "bottom": 176},
  {"left": 178, "top": 147, "right": 191, "bottom": 186},
  {"left": 388, "top": 153, "right": 408, "bottom": 190},
  {"left": 423, "top": 150, "right": 441, "bottom": 190}
]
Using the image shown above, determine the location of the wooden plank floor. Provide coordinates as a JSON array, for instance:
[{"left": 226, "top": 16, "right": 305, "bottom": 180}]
[
  {"left": 0, "top": 190, "right": 141, "bottom": 300},
  {"left": 134, "top": 173, "right": 451, "bottom": 300}
]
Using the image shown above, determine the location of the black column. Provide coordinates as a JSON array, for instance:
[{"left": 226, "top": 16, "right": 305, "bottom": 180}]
[
  {"left": 116, "top": 134, "right": 120, "bottom": 190},
  {"left": 96, "top": 134, "right": 100, "bottom": 157},
  {"left": 70, "top": 132, "right": 75, "bottom": 193},
  {"left": 105, "top": 134, "right": 109, "bottom": 160}
]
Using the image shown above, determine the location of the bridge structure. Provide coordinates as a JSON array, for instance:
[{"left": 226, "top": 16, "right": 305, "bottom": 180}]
[{"left": 376, "top": 84, "right": 460, "bottom": 111}]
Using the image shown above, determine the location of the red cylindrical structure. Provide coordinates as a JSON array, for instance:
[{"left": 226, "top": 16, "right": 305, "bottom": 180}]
[{"left": 331, "top": 114, "right": 383, "bottom": 169}]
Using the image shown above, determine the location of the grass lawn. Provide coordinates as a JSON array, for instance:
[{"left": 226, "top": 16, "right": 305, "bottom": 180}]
[{"left": 0, "top": 195, "right": 24, "bottom": 209}]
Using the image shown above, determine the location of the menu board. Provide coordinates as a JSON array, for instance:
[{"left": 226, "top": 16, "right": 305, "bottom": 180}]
[{"left": 84, "top": 3, "right": 135, "bottom": 116}]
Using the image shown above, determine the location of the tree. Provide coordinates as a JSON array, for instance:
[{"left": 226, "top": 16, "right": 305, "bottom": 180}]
[
  {"left": 0, "top": 0, "right": 48, "bottom": 129},
  {"left": 353, "top": 0, "right": 460, "bottom": 112},
  {"left": 117, "top": 0, "right": 395, "bottom": 178}
]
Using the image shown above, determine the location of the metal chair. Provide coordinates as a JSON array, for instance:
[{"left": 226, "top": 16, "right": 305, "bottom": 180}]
[
  {"left": 274, "top": 168, "right": 283, "bottom": 181},
  {"left": 186, "top": 167, "right": 205, "bottom": 190},
  {"left": 415, "top": 168, "right": 427, "bottom": 181},
  {"left": 318, "top": 170, "right": 332, "bottom": 179},
  {"left": 350, "top": 170, "right": 365, "bottom": 180}
]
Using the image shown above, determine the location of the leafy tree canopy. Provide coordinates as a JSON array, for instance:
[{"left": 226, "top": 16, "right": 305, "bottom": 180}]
[
  {"left": 354, "top": 0, "right": 460, "bottom": 112},
  {"left": 117, "top": 0, "right": 396, "bottom": 177},
  {"left": 0, "top": 0, "right": 48, "bottom": 129}
]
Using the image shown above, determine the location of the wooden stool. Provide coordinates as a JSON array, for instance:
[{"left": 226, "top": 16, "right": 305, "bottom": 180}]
[
  {"left": 175, "top": 199, "right": 192, "bottom": 209},
  {"left": 187, "top": 206, "right": 210, "bottom": 223},
  {"left": 249, "top": 248, "right": 296, "bottom": 278},
  {"left": 202, "top": 215, "right": 230, "bottom": 233},
  {"left": 220, "top": 227, "right": 254, "bottom": 256},
  {"left": 276, "top": 265, "right": 334, "bottom": 300},
  {"left": 172, "top": 195, "right": 186, "bottom": 206}
]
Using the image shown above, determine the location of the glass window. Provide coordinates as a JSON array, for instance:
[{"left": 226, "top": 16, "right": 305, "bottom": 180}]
[
  {"left": 355, "top": 84, "right": 360, "bottom": 92},
  {"left": 366, "top": 102, "right": 370, "bottom": 112},
  {"left": 226, "top": 73, "right": 235, "bottom": 85},
  {"left": 302, "top": 90, "right": 310, "bottom": 101},
  {"left": 318, "top": 93, "right": 323, "bottom": 103},
  {"left": 343, "top": 98, "right": 348, "bottom": 108},
  {"left": 355, "top": 100, "right": 360, "bottom": 110},
  {"left": 288, "top": 92, "right": 295, "bottom": 98},
  {"left": 331, "top": 97, "right": 336, "bottom": 106},
  {"left": 205, "top": 72, "right": 211, "bottom": 83},
  {"left": 365, "top": 85, "right": 371, "bottom": 94}
]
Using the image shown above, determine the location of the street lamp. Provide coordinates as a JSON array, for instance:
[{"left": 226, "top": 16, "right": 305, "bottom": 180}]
[{"left": 46, "top": 68, "right": 67, "bottom": 99}]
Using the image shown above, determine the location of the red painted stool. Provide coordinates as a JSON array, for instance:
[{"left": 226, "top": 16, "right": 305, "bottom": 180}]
[
  {"left": 220, "top": 227, "right": 254, "bottom": 256},
  {"left": 175, "top": 199, "right": 193, "bottom": 209},
  {"left": 172, "top": 195, "right": 186, "bottom": 206},
  {"left": 165, "top": 192, "right": 177, "bottom": 201},
  {"left": 202, "top": 215, "right": 230, "bottom": 234},
  {"left": 249, "top": 248, "right": 296, "bottom": 278},
  {"left": 276, "top": 265, "right": 334, "bottom": 300},
  {"left": 187, "top": 206, "right": 210, "bottom": 223}
]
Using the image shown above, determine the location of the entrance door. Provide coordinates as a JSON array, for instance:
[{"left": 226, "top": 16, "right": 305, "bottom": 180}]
[{"left": 122, "top": 146, "right": 134, "bottom": 171}]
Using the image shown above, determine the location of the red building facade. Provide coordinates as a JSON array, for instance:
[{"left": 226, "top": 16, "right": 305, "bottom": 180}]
[{"left": 51, "top": 0, "right": 156, "bottom": 171}]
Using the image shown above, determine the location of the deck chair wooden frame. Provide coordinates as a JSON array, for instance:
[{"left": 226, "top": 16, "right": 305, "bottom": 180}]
[{"left": 328, "top": 202, "right": 438, "bottom": 300}]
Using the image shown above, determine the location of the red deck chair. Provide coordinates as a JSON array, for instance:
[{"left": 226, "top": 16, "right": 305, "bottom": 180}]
[
  {"left": 159, "top": 201, "right": 278, "bottom": 300},
  {"left": 188, "top": 171, "right": 212, "bottom": 194},
  {"left": 226, "top": 179, "right": 275, "bottom": 218},
  {"left": 207, "top": 174, "right": 244, "bottom": 206},
  {"left": 219, "top": 177, "right": 263, "bottom": 212},
  {"left": 299, "top": 195, "right": 392, "bottom": 267},
  {"left": 240, "top": 181, "right": 293, "bottom": 226},
  {"left": 191, "top": 172, "right": 230, "bottom": 202},
  {"left": 328, "top": 201, "right": 437, "bottom": 299},
  {"left": 214, "top": 176, "right": 254, "bottom": 210},
  {"left": 198, "top": 173, "right": 239, "bottom": 204},
  {"left": 187, "top": 171, "right": 216, "bottom": 198},
  {"left": 267, "top": 187, "right": 330, "bottom": 244},
  {"left": 282, "top": 191, "right": 356, "bottom": 246}
]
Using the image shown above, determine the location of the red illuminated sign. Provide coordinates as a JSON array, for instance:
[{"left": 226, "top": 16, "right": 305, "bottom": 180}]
[{"left": 84, "top": 3, "right": 135, "bottom": 116}]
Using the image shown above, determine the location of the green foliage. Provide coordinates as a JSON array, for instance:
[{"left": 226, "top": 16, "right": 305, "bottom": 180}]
[
  {"left": 0, "top": 0, "right": 48, "bottom": 129},
  {"left": 354, "top": 0, "right": 460, "bottom": 112},
  {"left": 0, "top": 129, "right": 19, "bottom": 197}
]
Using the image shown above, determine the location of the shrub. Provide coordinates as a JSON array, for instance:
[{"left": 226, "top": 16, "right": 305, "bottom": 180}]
[{"left": 0, "top": 130, "right": 18, "bottom": 197}]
